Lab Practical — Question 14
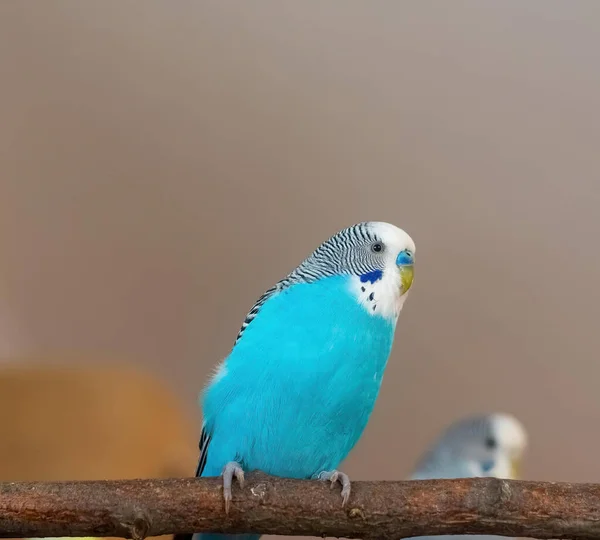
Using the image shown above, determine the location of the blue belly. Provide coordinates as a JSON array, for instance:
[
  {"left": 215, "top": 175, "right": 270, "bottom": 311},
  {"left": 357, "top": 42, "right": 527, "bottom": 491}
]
[{"left": 201, "top": 275, "right": 396, "bottom": 479}]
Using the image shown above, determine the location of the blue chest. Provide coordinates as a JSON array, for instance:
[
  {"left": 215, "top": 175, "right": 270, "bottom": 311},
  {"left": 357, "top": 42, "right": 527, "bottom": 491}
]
[{"left": 201, "top": 276, "right": 396, "bottom": 478}]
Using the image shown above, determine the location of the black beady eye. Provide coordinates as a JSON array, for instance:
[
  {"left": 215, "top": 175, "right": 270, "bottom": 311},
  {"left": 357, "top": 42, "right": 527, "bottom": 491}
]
[
  {"left": 371, "top": 242, "right": 383, "bottom": 253},
  {"left": 485, "top": 437, "right": 497, "bottom": 449}
]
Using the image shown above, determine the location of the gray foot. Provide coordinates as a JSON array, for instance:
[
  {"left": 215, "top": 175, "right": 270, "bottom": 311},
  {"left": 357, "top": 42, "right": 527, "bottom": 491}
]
[
  {"left": 222, "top": 461, "right": 245, "bottom": 514},
  {"left": 318, "top": 469, "right": 351, "bottom": 506}
]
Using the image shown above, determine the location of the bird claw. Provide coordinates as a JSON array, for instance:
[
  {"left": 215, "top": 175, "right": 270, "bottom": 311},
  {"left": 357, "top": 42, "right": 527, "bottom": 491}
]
[
  {"left": 318, "top": 469, "right": 351, "bottom": 506},
  {"left": 222, "top": 461, "right": 245, "bottom": 514}
]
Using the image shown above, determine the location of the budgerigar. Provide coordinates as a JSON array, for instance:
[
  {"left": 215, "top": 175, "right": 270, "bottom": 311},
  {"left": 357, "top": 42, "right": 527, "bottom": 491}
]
[
  {"left": 175, "top": 222, "right": 416, "bottom": 540},
  {"left": 408, "top": 413, "right": 528, "bottom": 540}
]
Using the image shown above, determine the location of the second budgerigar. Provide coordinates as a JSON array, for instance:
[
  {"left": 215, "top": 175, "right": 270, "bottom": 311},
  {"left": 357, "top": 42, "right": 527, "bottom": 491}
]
[{"left": 408, "top": 413, "right": 528, "bottom": 540}]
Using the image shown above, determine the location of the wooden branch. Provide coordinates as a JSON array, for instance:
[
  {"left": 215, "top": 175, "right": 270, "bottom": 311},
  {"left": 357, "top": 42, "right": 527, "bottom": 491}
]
[{"left": 0, "top": 474, "right": 599, "bottom": 539}]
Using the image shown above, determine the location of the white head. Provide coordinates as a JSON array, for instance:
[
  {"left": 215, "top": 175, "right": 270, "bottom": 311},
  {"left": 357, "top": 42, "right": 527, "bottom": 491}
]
[
  {"left": 233, "top": 221, "right": 415, "bottom": 344},
  {"left": 281, "top": 221, "right": 415, "bottom": 320},
  {"left": 484, "top": 413, "right": 528, "bottom": 478},
  {"left": 348, "top": 221, "right": 416, "bottom": 320},
  {"left": 413, "top": 413, "right": 528, "bottom": 480}
]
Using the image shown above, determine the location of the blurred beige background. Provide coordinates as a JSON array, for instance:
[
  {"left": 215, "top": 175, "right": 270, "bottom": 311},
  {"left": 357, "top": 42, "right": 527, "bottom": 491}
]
[{"left": 1, "top": 0, "right": 599, "bottom": 489}]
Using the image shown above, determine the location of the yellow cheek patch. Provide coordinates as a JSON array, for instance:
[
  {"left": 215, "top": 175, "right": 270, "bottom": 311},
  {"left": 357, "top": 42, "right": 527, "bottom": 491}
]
[
  {"left": 399, "top": 265, "right": 414, "bottom": 294},
  {"left": 510, "top": 457, "right": 521, "bottom": 479}
]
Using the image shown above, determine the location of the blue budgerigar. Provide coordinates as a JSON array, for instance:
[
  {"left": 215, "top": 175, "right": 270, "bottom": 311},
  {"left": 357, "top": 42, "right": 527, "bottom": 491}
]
[
  {"left": 408, "top": 413, "right": 528, "bottom": 540},
  {"left": 176, "top": 222, "right": 415, "bottom": 540}
]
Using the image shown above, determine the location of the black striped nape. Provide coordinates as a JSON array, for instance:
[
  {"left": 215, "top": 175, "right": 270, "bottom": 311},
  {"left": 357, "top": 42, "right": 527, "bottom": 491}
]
[
  {"left": 414, "top": 415, "right": 496, "bottom": 474},
  {"left": 232, "top": 222, "right": 384, "bottom": 346},
  {"left": 444, "top": 415, "right": 495, "bottom": 453}
]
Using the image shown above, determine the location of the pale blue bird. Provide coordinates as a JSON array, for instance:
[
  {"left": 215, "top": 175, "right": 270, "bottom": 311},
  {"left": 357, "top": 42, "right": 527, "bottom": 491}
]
[
  {"left": 409, "top": 413, "right": 528, "bottom": 540},
  {"left": 175, "top": 222, "right": 416, "bottom": 540}
]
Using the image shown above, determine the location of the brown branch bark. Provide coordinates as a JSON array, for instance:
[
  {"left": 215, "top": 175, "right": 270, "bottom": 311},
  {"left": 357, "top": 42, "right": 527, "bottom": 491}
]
[{"left": 0, "top": 473, "right": 599, "bottom": 540}]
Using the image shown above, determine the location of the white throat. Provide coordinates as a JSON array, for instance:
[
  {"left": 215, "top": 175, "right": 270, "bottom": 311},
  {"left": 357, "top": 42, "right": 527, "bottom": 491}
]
[{"left": 349, "top": 267, "right": 408, "bottom": 321}]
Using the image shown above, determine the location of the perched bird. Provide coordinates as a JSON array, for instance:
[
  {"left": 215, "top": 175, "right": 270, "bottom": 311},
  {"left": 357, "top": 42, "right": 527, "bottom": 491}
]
[
  {"left": 408, "top": 413, "right": 528, "bottom": 540},
  {"left": 176, "top": 222, "right": 416, "bottom": 540}
]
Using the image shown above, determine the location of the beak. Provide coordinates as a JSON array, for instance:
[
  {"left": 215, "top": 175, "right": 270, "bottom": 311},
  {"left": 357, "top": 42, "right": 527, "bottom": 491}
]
[
  {"left": 399, "top": 264, "right": 414, "bottom": 295},
  {"left": 509, "top": 456, "right": 521, "bottom": 479}
]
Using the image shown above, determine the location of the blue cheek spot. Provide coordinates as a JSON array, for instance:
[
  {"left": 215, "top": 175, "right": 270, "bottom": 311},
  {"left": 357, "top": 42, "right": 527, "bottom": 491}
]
[
  {"left": 480, "top": 460, "right": 495, "bottom": 473},
  {"left": 360, "top": 269, "right": 383, "bottom": 284},
  {"left": 396, "top": 250, "right": 413, "bottom": 266}
]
